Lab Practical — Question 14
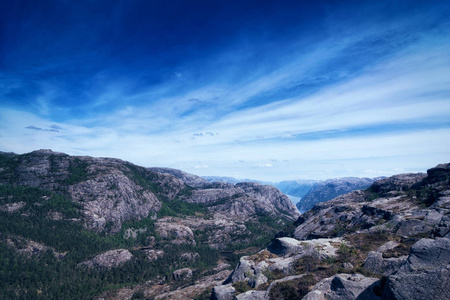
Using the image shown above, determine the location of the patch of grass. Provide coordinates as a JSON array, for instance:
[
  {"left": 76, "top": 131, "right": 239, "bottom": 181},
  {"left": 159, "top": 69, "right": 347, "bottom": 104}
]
[
  {"left": 194, "top": 288, "right": 213, "bottom": 300},
  {"left": 346, "top": 232, "right": 391, "bottom": 252},
  {"left": 233, "top": 281, "right": 251, "bottom": 294},
  {"left": 268, "top": 274, "right": 315, "bottom": 300},
  {"left": 250, "top": 249, "right": 278, "bottom": 263},
  {"left": 157, "top": 199, "right": 208, "bottom": 218}
]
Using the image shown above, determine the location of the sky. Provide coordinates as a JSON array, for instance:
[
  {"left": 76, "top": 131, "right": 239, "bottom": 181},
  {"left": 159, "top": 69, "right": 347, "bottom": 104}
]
[{"left": 0, "top": 0, "right": 449, "bottom": 181}]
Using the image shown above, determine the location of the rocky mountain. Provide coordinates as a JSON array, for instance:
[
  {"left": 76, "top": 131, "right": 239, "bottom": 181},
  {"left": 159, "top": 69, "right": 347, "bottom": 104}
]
[
  {"left": 209, "top": 163, "right": 450, "bottom": 300},
  {"left": 2, "top": 150, "right": 448, "bottom": 300},
  {"left": 0, "top": 149, "right": 299, "bottom": 299},
  {"left": 203, "top": 176, "right": 264, "bottom": 185},
  {"left": 296, "top": 177, "right": 376, "bottom": 211}
]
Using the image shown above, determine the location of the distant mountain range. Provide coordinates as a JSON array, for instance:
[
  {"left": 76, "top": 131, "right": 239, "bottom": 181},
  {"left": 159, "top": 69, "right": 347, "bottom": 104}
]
[{"left": 203, "top": 176, "right": 378, "bottom": 211}]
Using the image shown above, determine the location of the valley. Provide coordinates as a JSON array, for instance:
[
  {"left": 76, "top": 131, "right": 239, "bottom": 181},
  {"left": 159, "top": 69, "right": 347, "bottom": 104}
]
[{"left": 0, "top": 150, "right": 448, "bottom": 299}]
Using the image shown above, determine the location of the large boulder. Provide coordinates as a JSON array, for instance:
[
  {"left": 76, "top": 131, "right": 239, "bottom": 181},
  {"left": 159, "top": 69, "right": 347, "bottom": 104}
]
[
  {"left": 155, "top": 219, "right": 196, "bottom": 245},
  {"left": 268, "top": 237, "right": 342, "bottom": 258},
  {"left": 383, "top": 238, "right": 450, "bottom": 300},
  {"left": 303, "top": 273, "right": 380, "bottom": 300},
  {"left": 224, "top": 256, "right": 268, "bottom": 287},
  {"left": 210, "top": 284, "right": 236, "bottom": 300},
  {"left": 235, "top": 290, "right": 266, "bottom": 300},
  {"left": 363, "top": 241, "right": 407, "bottom": 276},
  {"left": 364, "top": 252, "right": 405, "bottom": 277},
  {"left": 172, "top": 268, "right": 193, "bottom": 281}
]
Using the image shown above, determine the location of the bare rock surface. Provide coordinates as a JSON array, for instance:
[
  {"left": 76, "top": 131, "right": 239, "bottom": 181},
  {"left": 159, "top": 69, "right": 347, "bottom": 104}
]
[
  {"left": 303, "top": 273, "right": 380, "bottom": 300},
  {"left": 154, "top": 269, "right": 231, "bottom": 300},
  {"left": 155, "top": 218, "right": 196, "bottom": 245},
  {"left": 172, "top": 268, "right": 193, "bottom": 281},
  {"left": 6, "top": 236, "right": 65, "bottom": 259},
  {"left": 383, "top": 238, "right": 450, "bottom": 300},
  {"left": 211, "top": 283, "right": 236, "bottom": 300},
  {"left": 209, "top": 164, "right": 450, "bottom": 300},
  {"left": 363, "top": 241, "right": 407, "bottom": 276},
  {"left": 235, "top": 290, "right": 266, "bottom": 300},
  {"left": 293, "top": 170, "right": 449, "bottom": 241},
  {"left": 80, "top": 249, "right": 133, "bottom": 269},
  {"left": 268, "top": 237, "right": 342, "bottom": 257},
  {"left": 0, "top": 201, "right": 26, "bottom": 212},
  {"left": 148, "top": 167, "right": 210, "bottom": 188}
]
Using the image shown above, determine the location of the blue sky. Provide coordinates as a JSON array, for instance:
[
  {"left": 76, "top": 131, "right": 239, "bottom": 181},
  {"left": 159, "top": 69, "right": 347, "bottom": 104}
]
[{"left": 0, "top": 0, "right": 449, "bottom": 181}]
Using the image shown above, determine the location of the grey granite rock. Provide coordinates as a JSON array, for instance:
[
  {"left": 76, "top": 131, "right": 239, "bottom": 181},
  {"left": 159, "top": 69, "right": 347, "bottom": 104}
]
[
  {"left": 235, "top": 290, "right": 266, "bottom": 300},
  {"left": 172, "top": 268, "right": 193, "bottom": 281},
  {"left": 211, "top": 284, "right": 236, "bottom": 300},
  {"left": 303, "top": 273, "right": 380, "bottom": 300},
  {"left": 364, "top": 251, "right": 406, "bottom": 276},
  {"left": 247, "top": 273, "right": 268, "bottom": 288},
  {"left": 383, "top": 238, "right": 450, "bottom": 300},
  {"left": 80, "top": 249, "right": 133, "bottom": 269}
]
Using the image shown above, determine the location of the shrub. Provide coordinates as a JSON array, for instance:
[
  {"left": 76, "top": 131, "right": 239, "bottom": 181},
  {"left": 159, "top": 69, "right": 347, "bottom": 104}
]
[{"left": 232, "top": 281, "right": 251, "bottom": 293}]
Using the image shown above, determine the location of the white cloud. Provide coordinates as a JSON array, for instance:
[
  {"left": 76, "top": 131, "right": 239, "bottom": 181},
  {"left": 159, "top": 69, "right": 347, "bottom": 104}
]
[{"left": 1, "top": 17, "right": 449, "bottom": 181}]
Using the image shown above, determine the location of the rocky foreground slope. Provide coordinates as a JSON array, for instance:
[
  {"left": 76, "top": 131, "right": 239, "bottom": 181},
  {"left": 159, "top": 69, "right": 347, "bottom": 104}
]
[{"left": 209, "top": 163, "right": 450, "bottom": 300}]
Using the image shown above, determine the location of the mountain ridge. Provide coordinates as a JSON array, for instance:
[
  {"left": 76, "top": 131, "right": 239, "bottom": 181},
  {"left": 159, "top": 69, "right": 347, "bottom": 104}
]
[
  {"left": 0, "top": 149, "right": 299, "bottom": 299},
  {"left": 1, "top": 149, "right": 448, "bottom": 299}
]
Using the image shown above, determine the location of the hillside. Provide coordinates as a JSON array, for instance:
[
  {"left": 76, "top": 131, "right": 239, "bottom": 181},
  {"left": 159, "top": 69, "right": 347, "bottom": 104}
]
[
  {"left": 1, "top": 150, "right": 448, "bottom": 300},
  {"left": 210, "top": 163, "right": 450, "bottom": 300},
  {"left": 0, "top": 149, "right": 299, "bottom": 299}
]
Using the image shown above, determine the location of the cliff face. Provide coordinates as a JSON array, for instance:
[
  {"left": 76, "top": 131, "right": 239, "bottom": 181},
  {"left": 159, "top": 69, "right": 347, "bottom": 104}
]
[{"left": 0, "top": 149, "right": 298, "bottom": 244}]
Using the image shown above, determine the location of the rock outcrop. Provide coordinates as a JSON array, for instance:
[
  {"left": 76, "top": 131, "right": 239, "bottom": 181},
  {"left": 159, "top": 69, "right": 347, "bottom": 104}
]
[
  {"left": 303, "top": 273, "right": 381, "bottom": 300},
  {"left": 363, "top": 241, "right": 407, "bottom": 276},
  {"left": 208, "top": 163, "right": 450, "bottom": 300},
  {"left": 383, "top": 237, "right": 450, "bottom": 300},
  {"left": 80, "top": 249, "right": 133, "bottom": 269}
]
